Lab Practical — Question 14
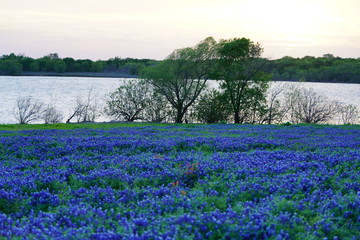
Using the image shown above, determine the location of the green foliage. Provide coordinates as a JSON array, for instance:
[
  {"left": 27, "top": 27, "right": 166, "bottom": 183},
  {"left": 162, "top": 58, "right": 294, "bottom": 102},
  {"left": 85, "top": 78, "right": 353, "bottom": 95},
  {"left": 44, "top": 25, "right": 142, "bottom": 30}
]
[
  {"left": 90, "top": 61, "right": 103, "bottom": 72},
  {"left": 203, "top": 196, "right": 228, "bottom": 211},
  {"left": 79, "top": 60, "right": 92, "bottom": 72},
  {"left": 29, "top": 61, "right": 39, "bottom": 71},
  {"left": 215, "top": 38, "right": 270, "bottom": 123},
  {"left": 141, "top": 37, "right": 218, "bottom": 123},
  {"left": 267, "top": 55, "right": 360, "bottom": 83},
  {"left": 53, "top": 60, "right": 67, "bottom": 73},
  {"left": 218, "top": 37, "right": 251, "bottom": 60},
  {"left": 0, "top": 51, "right": 359, "bottom": 83},
  {"left": 0, "top": 197, "right": 21, "bottom": 214},
  {"left": 133, "top": 178, "right": 156, "bottom": 189},
  {"left": 0, "top": 59, "right": 23, "bottom": 75},
  {"left": 0, "top": 122, "right": 169, "bottom": 131},
  {"left": 105, "top": 80, "right": 152, "bottom": 122},
  {"left": 272, "top": 198, "right": 297, "bottom": 214},
  {"left": 195, "top": 90, "right": 231, "bottom": 123},
  {"left": 103, "top": 178, "right": 129, "bottom": 190},
  {"left": 35, "top": 180, "right": 65, "bottom": 193},
  {"left": 63, "top": 57, "right": 76, "bottom": 71},
  {"left": 0, "top": 53, "right": 157, "bottom": 76}
]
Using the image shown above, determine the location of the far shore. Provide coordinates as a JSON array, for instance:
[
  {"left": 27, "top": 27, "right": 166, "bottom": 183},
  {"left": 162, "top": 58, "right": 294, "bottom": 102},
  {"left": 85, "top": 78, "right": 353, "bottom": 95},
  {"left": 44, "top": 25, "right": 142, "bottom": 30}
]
[
  {"left": 20, "top": 71, "right": 138, "bottom": 78},
  {"left": 1, "top": 73, "right": 359, "bottom": 84}
]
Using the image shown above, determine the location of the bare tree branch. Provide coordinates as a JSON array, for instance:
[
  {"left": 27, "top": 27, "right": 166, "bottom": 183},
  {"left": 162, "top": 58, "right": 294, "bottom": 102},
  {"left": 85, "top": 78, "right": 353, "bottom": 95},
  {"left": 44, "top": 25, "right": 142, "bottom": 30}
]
[{"left": 13, "top": 97, "right": 43, "bottom": 124}]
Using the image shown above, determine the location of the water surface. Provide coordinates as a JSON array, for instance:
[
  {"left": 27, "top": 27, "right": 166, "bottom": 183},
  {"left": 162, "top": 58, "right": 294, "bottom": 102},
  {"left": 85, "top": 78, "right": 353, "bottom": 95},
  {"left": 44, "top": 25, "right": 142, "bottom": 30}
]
[{"left": 0, "top": 76, "right": 359, "bottom": 124}]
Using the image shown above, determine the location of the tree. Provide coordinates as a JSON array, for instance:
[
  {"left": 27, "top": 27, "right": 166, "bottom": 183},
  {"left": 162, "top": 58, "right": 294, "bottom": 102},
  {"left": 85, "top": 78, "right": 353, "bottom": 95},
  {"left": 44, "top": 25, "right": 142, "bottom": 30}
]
[
  {"left": 13, "top": 97, "right": 43, "bottom": 124},
  {"left": 195, "top": 89, "right": 230, "bottom": 123},
  {"left": 79, "top": 60, "right": 92, "bottom": 72},
  {"left": 53, "top": 60, "right": 67, "bottom": 73},
  {"left": 0, "top": 60, "right": 23, "bottom": 75},
  {"left": 90, "top": 61, "right": 104, "bottom": 72},
  {"left": 105, "top": 80, "right": 150, "bottom": 122},
  {"left": 263, "top": 82, "right": 288, "bottom": 124},
  {"left": 66, "top": 89, "right": 99, "bottom": 123},
  {"left": 142, "top": 37, "right": 218, "bottom": 123},
  {"left": 29, "top": 62, "right": 40, "bottom": 71},
  {"left": 215, "top": 38, "right": 270, "bottom": 123},
  {"left": 240, "top": 80, "right": 269, "bottom": 124},
  {"left": 323, "top": 53, "right": 335, "bottom": 59},
  {"left": 142, "top": 89, "right": 170, "bottom": 122},
  {"left": 63, "top": 57, "right": 76, "bottom": 72},
  {"left": 47, "top": 53, "right": 60, "bottom": 60},
  {"left": 42, "top": 104, "right": 63, "bottom": 124},
  {"left": 20, "top": 57, "right": 35, "bottom": 71},
  {"left": 283, "top": 87, "right": 339, "bottom": 124},
  {"left": 338, "top": 104, "right": 359, "bottom": 124},
  {"left": 123, "top": 62, "right": 141, "bottom": 75}
]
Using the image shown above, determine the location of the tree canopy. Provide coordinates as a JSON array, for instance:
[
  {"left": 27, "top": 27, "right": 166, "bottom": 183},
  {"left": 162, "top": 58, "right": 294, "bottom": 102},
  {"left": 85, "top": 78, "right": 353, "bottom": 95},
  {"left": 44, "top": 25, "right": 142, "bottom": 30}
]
[
  {"left": 0, "top": 53, "right": 157, "bottom": 77},
  {"left": 214, "top": 38, "right": 270, "bottom": 123},
  {"left": 141, "top": 37, "right": 218, "bottom": 123},
  {"left": 1, "top": 51, "right": 359, "bottom": 83},
  {"left": 266, "top": 54, "right": 360, "bottom": 83}
]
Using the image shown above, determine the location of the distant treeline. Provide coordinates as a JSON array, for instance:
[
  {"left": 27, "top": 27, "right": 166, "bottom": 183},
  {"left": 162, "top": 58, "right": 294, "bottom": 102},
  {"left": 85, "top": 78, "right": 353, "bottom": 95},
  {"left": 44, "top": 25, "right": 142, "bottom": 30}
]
[
  {"left": 1, "top": 53, "right": 359, "bottom": 83},
  {"left": 266, "top": 54, "right": 360, "bottom": 83},
  {"left": 0, "top": 53, "right": 157, "bottom": 77}
]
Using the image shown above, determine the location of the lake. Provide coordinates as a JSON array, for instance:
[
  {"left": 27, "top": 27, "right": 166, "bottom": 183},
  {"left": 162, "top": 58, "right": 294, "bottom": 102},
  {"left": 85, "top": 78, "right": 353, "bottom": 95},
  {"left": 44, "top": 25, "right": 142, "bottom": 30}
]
[{"left": 0, "top": 76, "right": 359, "bottom": 124}]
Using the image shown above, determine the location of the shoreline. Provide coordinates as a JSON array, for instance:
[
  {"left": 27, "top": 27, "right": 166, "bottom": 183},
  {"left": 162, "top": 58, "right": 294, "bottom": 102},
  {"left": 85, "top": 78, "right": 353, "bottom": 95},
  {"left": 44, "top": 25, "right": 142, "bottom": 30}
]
[
  {"left": 1, "top": 73, "right": 358, "bottom": 84},
  {"left": 19, "top": 71, "right": 139, "bottom": 78}
]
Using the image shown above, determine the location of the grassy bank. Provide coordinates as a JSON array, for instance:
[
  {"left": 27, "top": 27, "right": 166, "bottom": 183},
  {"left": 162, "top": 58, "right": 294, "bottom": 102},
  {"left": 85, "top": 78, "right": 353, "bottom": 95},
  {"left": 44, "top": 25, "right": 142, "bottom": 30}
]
[
  {"left": 0, "top": 122, "right": 174, "bottom": 131},
  {"left": 1, "top": 122, "right": 358, "bottom": 132}
]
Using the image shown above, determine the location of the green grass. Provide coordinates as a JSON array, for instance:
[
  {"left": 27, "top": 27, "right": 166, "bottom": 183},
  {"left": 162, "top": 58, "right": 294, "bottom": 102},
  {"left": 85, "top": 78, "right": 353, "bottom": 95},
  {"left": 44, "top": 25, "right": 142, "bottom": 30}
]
[
  {"left": 0, "top": 122, "right": 174, "bottom": 131},
  {"left": 1, "top": 122, "right": 359, "bottom": 132}
]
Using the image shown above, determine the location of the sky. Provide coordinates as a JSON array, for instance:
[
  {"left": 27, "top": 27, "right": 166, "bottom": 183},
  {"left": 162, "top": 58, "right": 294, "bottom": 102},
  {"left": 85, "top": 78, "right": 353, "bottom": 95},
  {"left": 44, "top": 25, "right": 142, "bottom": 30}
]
[{"left": 1, "top": 0, "right": 359, "bottom": 60}]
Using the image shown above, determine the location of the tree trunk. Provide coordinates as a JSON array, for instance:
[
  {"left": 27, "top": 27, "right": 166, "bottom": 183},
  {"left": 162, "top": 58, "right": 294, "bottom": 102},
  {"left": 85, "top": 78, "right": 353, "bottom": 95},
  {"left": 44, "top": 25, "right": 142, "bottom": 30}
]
[
  {"left": 234, "top": 111, "right": 240, "bottom": 124},
  {"left": 175, "top": 110, "right": 184, "bottom": 123},
  {"left": 66, "top": 112, "right": 76, "bottom": 123},
  {"left": 267, "top": 110, "right": 272, "bottom": 124}
]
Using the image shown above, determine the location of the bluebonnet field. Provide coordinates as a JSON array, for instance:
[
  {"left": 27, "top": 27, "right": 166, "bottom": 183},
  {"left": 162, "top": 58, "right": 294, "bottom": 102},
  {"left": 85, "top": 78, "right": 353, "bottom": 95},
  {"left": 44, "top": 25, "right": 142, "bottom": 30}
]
[{"left": 0, "top": 124, "right": 359, "bottom": 239}]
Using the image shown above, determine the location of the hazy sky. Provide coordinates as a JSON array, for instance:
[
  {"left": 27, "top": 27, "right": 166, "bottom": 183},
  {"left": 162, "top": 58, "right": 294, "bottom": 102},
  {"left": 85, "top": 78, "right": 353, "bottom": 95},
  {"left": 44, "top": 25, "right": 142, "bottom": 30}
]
[{"left": 1, "top": 0, "right": 359, "bottom": 60}]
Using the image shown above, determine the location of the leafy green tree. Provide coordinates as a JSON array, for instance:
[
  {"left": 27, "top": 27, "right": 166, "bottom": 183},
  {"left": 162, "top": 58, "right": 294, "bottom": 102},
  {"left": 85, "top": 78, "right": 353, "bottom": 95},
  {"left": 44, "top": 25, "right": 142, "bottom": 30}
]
[
  {"left": 323, "top": 53, "right": 335, "bottom": 59},
  {"left": 266, "top": 54, "right": 360, "bottom": 83},
  {"left": 47, "top": 53, "right": 60, "bottom": 60},
  {"left": 215, "top": 38, "right": 270, "bottom": 123},
  {"left": 74, "top": 62, "right": 82, "bottom": 72},
  {"left": 20, "top": 57, "right": 35, "bottom": 71},
  {"left": 142, "top": 37, "right": 218, "bottom": 123},
  {"left": 79, "top": 60, "right": 92, "bottom": 72},
  {"left": 39, "top": 53, "right": 61, "bottom": 72},
  {"left": 63, "top": 57, "right": 76, "bottom": 72},
  {"left": 90, "top": 61, "right": 104, "bottom": 72},
  {"left": 123, "top": 62, "right": 141, "bottom": 75},
  {"left": 36, "top": 57, "right": 48, "bottom": 71},
  {"left": 142, "top": 90, "right": 170, "bottom": 122},
  {"left": 0, "top": 60, "right": 23, "bottom": 75},
  {"left": 105, "top": 80, "right": 150, "bottom": 122},
  {"left": 195, "top": 89, "right": 231, "bottom": 123},
  {"left": 105, "top": 57, "right": 123, "bottom": 71},
  {"left": 53, "top": 60, "right": 67, "bottom": 73},
  {"left": 35, "top": 55, "right": 57, "bottom": 72},
  {"left": 29, "top": 62, "right": 40, "bottom": 71}
]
